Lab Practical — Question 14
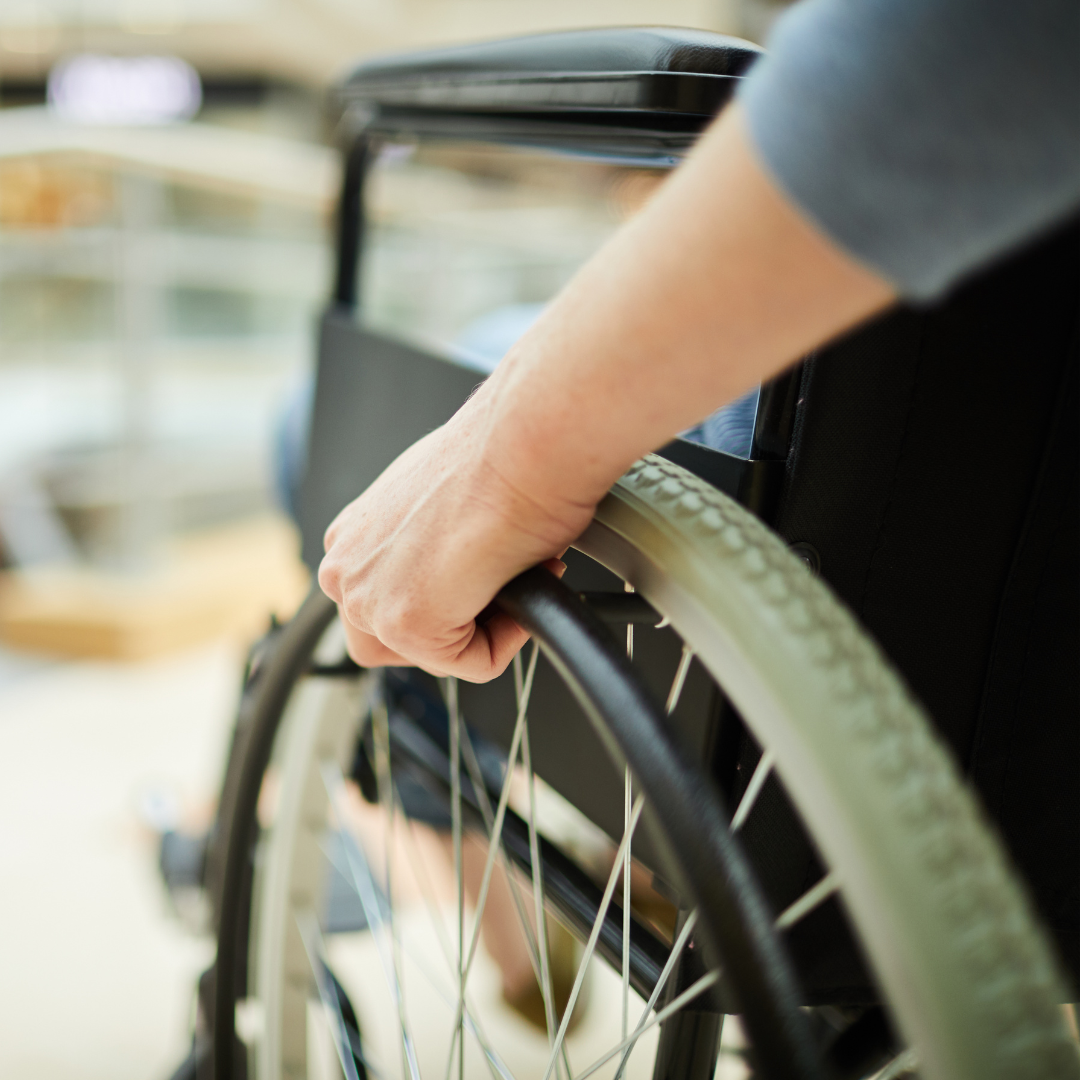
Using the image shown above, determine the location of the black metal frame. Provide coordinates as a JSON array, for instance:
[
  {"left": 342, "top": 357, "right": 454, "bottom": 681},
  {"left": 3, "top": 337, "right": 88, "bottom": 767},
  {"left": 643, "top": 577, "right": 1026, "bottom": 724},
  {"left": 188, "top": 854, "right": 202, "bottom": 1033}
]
[
  {"left": 201, "top": 28, "right": 866, "bottom": 1080},
  {"left": 274, "top": 32, "right": 812, "bottom": 1080},
  {"left": 322, "top": 127, "right": 796, "bottom": 514},
  {"left": 308, "top": 27, "right": 799, "bottom": 564},
  {"left": 208, "top": 573, "right": 834, "bottom": 1080},
  {"left": 499, "top": 569, "right": 826, "bottom": 1080},
  {"left": 187, "top": 26, "right": 1080, "bottom": 1080}
]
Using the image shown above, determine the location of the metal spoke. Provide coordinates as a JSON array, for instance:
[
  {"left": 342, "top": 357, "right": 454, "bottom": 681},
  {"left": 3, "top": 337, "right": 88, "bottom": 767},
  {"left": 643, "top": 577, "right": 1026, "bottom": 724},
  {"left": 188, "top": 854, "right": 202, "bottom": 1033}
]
[
  {"left": 457, "top": 665, "right": 574, "bottom": 1080},
  {"left": 873, "top": 1049, "right": 919, "bottom": 1080},
  {"left": 542, "top": 793, "right": 646, "bottom": 1080},
  {"left": 612, "top": 909, "right": 701, "bottom": 1080},
  {"left": 458, "top": 717, "right": 543, "bottom": 983},
  {"left": 619, "top": 615, "right": 695, "bottom": 1071},
  {"left": 373, "top": 701, "right": 411, "bottom": 1079},
  {"left": 322, "top": 815, "right": 510, "bottom": 1080},
  {"left": 517, "top": 726, "right": 551, "bottom": 1006},
  {"left": 774, "top": 871, "right": 840, "bottom": 931},
  {"left": 321, "top": 762, "right": 422, "bottom": 1080},
  {"left": 446, "top": 677, "right": 465, "bottom": 1080},
  {"left": 621, "top": 769, "right": 632, "bottom": 1044},
  {"left": 572, "top": 969, "right": 721, "bottom": 1080},
  {"left": 397, "top": 933, "right": 518, "bottom": 1080},
  {"left": 444, "top": 644, "right": 540, "bottom": 1079},
  {"left": 399, "top": 801, "right": 458, "bottom": 974},
  {"left": 517, "top": 659, "right": 572, "bottom": 1080},
  {"left": 665, "top": 644, "right": 694, "bottom": 716},
  {"left": 296, "top": 909, "right": 379, "bottom": 1080},
  {"left": 458, "top": 716, "right": 566, "bottom": 1080},
  {"left": 730, "top": 748, "right": 775, "bottom": 832}
]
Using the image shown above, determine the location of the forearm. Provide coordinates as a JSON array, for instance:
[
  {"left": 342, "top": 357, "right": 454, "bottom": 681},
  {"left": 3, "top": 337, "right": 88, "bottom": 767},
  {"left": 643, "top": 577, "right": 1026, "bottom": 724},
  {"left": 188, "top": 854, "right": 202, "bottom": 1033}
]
[
  {"left": 460, "top": 104, "right": 895, "bottom": 516},
  {"left": 320, "top": 103, "right": 897, "bottom": 679}
]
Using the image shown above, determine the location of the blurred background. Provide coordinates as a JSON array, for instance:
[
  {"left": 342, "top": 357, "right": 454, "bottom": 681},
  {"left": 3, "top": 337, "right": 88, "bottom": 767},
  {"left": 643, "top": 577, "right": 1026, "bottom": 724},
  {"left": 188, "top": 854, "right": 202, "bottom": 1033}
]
[{"left": 0, "top": 2, "right": 783, "bottom": 1077}]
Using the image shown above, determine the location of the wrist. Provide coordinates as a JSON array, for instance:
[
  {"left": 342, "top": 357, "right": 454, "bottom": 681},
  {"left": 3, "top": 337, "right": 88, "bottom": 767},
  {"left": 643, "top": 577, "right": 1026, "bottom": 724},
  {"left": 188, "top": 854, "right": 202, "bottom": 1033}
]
[{"left": 449, "top": 374, "right": 605, "bottom": 549}]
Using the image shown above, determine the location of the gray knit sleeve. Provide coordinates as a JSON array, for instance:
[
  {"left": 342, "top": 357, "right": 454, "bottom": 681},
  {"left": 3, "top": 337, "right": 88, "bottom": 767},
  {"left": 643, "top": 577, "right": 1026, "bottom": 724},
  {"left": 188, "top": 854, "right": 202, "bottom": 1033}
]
[{"left": 738, "top": 0, "right": 1080, "bottom": 299}]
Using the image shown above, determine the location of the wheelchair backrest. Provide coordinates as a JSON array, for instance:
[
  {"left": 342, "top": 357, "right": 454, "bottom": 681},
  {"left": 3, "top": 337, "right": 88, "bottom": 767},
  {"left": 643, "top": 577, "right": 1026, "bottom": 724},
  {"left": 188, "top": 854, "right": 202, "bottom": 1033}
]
[
  {"left": 301, "top": 29, "right": 1078, "bottom": 977},
  {"left": 301, "top": 27, "right": 770, "bottom": 574}
]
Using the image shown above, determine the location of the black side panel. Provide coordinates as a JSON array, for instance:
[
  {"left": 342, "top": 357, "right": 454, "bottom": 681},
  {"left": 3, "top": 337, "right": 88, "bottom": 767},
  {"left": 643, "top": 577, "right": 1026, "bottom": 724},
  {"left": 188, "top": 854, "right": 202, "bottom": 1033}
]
[
  {"left": 775, "top": 220, "right": 1080, "bottom": 980},
  {"left": 299, "top": 313, "right": 745, "bottom": 883},
  {"left": 777, "top": 223, "right": 1078, "bottom": 767},
  {"left": 772, "top": 311, "right": 926, "bottom": 610},
  {"left": 969, "top": 342, "right": 1079, "bottom": 985},
  {"left": 299, "top": 315, "right": 483, "bottom": 568}
]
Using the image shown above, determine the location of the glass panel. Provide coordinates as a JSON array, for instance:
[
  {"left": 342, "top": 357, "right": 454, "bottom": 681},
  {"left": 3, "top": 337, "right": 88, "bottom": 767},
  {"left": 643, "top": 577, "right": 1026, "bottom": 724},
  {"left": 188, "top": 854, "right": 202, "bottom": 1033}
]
[
  {"left": 360, "top": 138, "right": 760, "bottom": 459},
  {"left": 679, "top": 385, "right": 761, "bottom": 459},
  {"left": 360, "top": 140, "right": 667, "bottom": 372}
]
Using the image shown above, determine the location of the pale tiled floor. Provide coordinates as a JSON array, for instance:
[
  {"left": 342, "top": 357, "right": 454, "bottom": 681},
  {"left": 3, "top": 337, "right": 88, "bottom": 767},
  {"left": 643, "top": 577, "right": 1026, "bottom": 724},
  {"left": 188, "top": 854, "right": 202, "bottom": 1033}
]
[
  {"left": 322, "top": 915, "right": 750, "bottom": 1080},
  {"left": 0, "top": 641, "right": 238, "bottom": 1080},
  {"left": 0, "top": 641, "right": 749, "bottom": 1080}
]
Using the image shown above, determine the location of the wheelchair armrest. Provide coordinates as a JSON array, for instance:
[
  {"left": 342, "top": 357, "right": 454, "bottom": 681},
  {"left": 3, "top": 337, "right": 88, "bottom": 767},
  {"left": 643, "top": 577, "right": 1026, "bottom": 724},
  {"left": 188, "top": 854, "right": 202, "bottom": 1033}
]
[{"left": 337, "top": 27, "right": 762, "bottom": 150}]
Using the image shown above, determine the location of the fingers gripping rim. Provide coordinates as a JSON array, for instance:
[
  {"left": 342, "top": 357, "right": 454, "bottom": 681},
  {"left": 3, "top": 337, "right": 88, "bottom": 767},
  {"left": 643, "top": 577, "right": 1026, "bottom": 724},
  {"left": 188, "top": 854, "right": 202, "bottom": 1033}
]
[
  {"left": 575, "top": 454, "right": 1079, "bottom": 1080},
  {"left": 498, "top": 567, "right": 826, "bottom": 1080}
]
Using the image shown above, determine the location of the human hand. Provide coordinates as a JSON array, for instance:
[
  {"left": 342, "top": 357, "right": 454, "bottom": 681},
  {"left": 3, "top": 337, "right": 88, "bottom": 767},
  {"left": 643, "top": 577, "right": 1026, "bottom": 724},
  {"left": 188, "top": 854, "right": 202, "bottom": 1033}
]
[
  {"left": 318, "top": 104, "right": 894, "bottom": 682},
  {"left": 317, "top": 395, "right": 591, "bottom": 681}
]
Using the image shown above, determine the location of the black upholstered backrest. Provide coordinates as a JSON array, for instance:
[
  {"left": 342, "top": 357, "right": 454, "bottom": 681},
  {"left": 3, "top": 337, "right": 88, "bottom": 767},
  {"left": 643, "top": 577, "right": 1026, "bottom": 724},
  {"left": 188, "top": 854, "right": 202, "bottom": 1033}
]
[
  {"left": 774, "top": 220, "right": 1079, "bottom": 979},
  {"left": 310, "top": 28, "right": 1078, "bottom": 986}
]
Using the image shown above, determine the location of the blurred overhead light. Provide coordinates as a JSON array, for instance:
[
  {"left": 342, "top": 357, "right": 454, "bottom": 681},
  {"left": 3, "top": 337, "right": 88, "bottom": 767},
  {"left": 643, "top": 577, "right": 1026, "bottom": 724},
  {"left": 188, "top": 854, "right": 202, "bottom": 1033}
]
[{"left": 47, "top": 54, "right": 201, "bottom": 125}]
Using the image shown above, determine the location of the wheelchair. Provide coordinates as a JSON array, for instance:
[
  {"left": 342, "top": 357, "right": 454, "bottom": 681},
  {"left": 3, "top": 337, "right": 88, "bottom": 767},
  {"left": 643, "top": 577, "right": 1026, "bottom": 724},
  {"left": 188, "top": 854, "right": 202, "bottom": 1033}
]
[{"left": 186, "top": 27, "right": 1080, "bottom": 1080}]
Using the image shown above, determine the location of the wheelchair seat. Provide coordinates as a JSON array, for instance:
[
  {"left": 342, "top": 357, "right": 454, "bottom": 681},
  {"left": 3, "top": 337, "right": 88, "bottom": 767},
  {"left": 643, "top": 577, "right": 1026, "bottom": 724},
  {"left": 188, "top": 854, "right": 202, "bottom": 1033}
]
[
  {"left": 310, "top": 27, "right": 1080, "bottom": 989},
  {"left": 195, "top": 28, "right": 1079, "bottom": 1080}
]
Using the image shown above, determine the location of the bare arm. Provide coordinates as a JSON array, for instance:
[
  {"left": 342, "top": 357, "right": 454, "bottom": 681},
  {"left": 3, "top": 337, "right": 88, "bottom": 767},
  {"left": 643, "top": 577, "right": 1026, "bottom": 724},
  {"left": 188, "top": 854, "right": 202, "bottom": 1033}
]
[{"left": 318, "top": 104, "right": 895, "bottom": 680}]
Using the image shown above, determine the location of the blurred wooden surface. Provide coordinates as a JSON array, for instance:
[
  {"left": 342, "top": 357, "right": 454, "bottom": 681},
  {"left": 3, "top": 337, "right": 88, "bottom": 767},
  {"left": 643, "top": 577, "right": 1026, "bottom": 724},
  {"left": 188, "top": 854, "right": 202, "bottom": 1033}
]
[
  {"left": 0, "top": 515, "right": 310, "bottom": 660},
  {"left": 0, "top": 112, "right": 338, "bottom": 210}
]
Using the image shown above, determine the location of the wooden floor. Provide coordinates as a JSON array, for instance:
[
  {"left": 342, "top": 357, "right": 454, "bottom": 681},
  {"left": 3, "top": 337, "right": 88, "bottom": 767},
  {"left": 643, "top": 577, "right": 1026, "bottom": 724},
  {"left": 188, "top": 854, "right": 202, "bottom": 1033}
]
[
  {"left": 0, "top": 638, "right": 239, "bottom": 1079},
  {"left": 0, "top": 515, "right": 310, "bottom": 660},
  {"left": 0, "top": 520, "right": 306, "bottom": 1076}
]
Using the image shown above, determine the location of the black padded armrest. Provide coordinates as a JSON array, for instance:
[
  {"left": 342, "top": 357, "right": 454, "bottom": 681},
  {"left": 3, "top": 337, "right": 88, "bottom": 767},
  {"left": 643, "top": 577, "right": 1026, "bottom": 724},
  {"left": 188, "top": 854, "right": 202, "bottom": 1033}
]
[{"left": 337, "top": 27, "right": 761, "bottom": 149}]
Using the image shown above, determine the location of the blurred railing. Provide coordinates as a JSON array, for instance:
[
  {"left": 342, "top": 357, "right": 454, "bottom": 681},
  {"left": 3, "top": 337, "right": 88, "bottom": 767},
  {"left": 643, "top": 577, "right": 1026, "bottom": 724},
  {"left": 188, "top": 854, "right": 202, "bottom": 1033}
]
[
  {"left": 0, "top": 109, "right": 337, "bottom": 572},
  {"left": 0, "top": 109, "right": 336, "bottom": 655}
]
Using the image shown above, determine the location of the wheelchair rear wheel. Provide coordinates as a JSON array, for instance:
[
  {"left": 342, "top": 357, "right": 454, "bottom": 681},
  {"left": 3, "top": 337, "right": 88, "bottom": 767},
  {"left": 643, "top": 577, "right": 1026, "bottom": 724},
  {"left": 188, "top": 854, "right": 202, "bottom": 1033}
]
[{"left": 212, "top": 455, "right": 1077, "bottom": 1080}]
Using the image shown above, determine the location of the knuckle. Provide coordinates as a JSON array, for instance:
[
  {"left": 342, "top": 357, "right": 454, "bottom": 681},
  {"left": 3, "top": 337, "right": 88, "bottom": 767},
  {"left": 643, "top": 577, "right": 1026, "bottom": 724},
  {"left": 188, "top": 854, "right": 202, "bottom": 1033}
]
[
  {"left": 346, "top": 639, "right": 384, "bottom": 667},
  {"left": 339, "top": 589, "right": 367, "bottom": 630},
  {"left": 316, "top": 557, "right": 343, "bottom": 602},
  {"left": 377, "top": 597, "right": 448, "bottom": 663},
  {"left": 322, "top": 518, "right": 343, "bottom": 554},
  {"left": 395, "top": 604, "right": 428, "bottom": 641},
  {"left": 488, "top": 655, "right": 513, "bottom": 681},
  {"left": 380, "top": 603, "right": 422, "bottom": 650}
]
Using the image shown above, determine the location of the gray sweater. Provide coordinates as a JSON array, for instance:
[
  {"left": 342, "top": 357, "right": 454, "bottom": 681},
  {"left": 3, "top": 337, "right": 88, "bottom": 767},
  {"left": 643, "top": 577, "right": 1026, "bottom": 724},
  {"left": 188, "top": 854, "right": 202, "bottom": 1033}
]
[{"left": 739, "top": 0, "right": 1080, "bottom": 299}]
